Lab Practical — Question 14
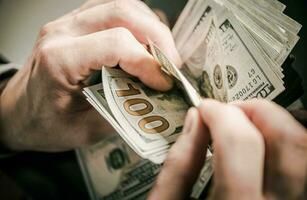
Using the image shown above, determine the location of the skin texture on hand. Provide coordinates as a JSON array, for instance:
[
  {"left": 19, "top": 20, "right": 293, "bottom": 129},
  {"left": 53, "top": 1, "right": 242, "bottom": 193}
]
[
  {"left": 0, "top": 0, "right": 181, "bottom": 152},
  {"left": 149, "top": 99, "right": 307, "bottom": 200},
  {"left": 149, "top": 108, "right": 209, "bottom": 200}
]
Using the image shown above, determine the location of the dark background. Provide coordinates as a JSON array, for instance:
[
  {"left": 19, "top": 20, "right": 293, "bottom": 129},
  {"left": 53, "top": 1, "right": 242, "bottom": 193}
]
[
  {"left": 0, "top": 1, "right": 306, "bottom": 200},
  {"left": 279, "top": 0, "right": 307, "bottom": 107}
]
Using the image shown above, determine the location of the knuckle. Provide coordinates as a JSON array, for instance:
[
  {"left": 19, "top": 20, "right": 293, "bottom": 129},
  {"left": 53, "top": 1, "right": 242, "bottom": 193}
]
[
  {"left": 160, "top": 22, "right": 171, "bottom": 33},
  {"left": 39, "top": 22, "right": 54, "bottom": 37},
  {"left": 250, "top": 99, "right": 290, "bottom": 120},
  {"left": 164, "top": 137, "right": 197, "bottom": 175},
  {"left": 221, "top": 106, "right": 262, "bottom": 144},
  {"left": 71, "top": 12, "right": 84, "bottom": 28},
  {"left": 153, "top": 21, "right": 172, "bottom": 38},
  {"left": 103, "top": 27, "right": 135, "bottom": 65},
  {"left": 251, "top": 99, "right": 279, "bottom": 111},
  {"left": 294, "top": 133, "right": 307, "bottom": 155},
  {"left": 39, "top": 21, "right": 61, "bottom": 37},
  {"left": 163, "top": 153, "right": 192, "bottom": 182},
  {"left": 113, "top": 27, "right": 134, "bottom": 45},
  {"left": 113, "top": 0, "right": 133, "bottom": 16},
  {"left": 223, "top": 105, "right": 244, "bottom": 119},
  {"left": 165, "top": 148, "right": 183, "bottom": 167},
  {"left": 252, "top": 98, "right": 271, "bottom": 107},
  {"left": 114, "top": 27, "right": 133, "bottom": 38},
  {"left": 36, "top": 41, "right": 60, "bottom": 66},
  {"left": 149, "top": 21, "right": 172, "bottom": 40}
]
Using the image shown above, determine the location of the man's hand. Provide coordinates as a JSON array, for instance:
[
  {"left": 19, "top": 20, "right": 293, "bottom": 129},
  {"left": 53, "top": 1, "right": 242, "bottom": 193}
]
[
  {"left": 0, "top": 0, "right": 180, "bottom": 152},
  {"left": 149, "top": 99, "right": 307, "bottom": 200}
]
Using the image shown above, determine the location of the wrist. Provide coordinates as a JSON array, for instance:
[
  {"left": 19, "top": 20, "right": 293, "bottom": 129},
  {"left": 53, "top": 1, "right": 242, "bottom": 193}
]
[
  {"left": 0, "top": 68, "right": 20, "bottom": 151},
  {"left": 0, "top": 70, "right": 27, "bottom": 151}
]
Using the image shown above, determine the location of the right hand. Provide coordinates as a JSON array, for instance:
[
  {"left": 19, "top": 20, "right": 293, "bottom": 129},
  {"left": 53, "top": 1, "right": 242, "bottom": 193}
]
[
  {"left": 149, "top": 99, "right": 307, "bottom": 200},
  {"left": 0, "top": 0, "right": 181, "bottom": 152}
]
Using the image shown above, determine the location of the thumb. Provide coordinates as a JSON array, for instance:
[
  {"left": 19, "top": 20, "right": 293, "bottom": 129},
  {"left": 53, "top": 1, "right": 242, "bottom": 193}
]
[{"left": 148, "top": 108, "right": 210, "bottom": 200}]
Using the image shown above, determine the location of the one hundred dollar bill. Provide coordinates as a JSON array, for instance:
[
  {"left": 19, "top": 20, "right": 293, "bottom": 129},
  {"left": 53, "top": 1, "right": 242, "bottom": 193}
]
[
  {"left": 102, "top": 67, "right": 188, "bottom": 156},
  {"left": 77, "top": 135, "right": 161, "bottom": 200},
  {"left": 177, "top": 1, "right": 285, "bottom": 102},
  {"left": 77, "top": 135, "right": 213, "bottom": 200},
  {"left": 83, "top": 82, "right": 172, "bottom": 164},
  {"left": 80, "top": 0, "right": 301, "bottom": 199}
]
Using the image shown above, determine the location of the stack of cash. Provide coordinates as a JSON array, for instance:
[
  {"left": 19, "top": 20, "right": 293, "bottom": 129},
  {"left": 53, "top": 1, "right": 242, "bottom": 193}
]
[
  {"left": 83, "top": 0, "right": 301, "bottom": 163},
  {"left": 173, "top": 0, "right": 301, "bottom": 103},
  {"left": 77, "top": 135, "right": 212, "bottom": 199},
  {"left": 79, "top": 0, "right": 301, "bottom": 199}
]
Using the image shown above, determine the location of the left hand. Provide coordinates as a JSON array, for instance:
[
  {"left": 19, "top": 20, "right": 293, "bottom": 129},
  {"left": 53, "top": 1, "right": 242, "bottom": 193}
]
[{"left": 0, "top": 0, "right": 180, "bottom": 152}]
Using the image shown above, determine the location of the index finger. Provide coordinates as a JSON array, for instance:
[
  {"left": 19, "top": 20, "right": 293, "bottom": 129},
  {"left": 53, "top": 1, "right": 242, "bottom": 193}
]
[
  {"left": 198, "top": 100, "right": 264, "bottom": 198},
  {"left": 67, "top": 0, "right": 182, "bottom": 66},
  {"left": 232, "top": 99, "right": 306, "bottom": 138},
  {"left": 233, "top": 100, "right": 307, "bottom": 199},
  {"left": 79, "top": 0, "right": 160, "bottom": 20}
]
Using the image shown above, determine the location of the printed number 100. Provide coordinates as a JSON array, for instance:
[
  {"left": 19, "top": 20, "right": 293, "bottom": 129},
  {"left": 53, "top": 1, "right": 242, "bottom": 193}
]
[{"left": 116, "top": 83, "right": 169, "bottom": 134}]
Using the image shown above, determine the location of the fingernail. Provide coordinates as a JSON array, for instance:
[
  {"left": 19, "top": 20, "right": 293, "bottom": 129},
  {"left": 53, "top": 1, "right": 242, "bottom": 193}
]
[{"left": 182, "top": 108, "right": 197, "bottom": 134}]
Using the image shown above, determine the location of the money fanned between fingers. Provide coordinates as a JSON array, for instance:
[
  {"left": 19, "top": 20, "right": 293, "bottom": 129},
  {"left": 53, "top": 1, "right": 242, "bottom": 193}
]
[{"left": 80, "top": 0, "right": 300, "bottom": 199}]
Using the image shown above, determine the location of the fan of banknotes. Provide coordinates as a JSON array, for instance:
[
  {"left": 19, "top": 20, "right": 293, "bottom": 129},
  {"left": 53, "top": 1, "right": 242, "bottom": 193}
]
[
  {"left": 77, "top": 135, "right": 213, "bottom": 199},
  {"left": 83, "top": 0, "right": 301, "bottom": 163},
  {"left": 80, "top": 0, "right": 301, "bottom": 199}
]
